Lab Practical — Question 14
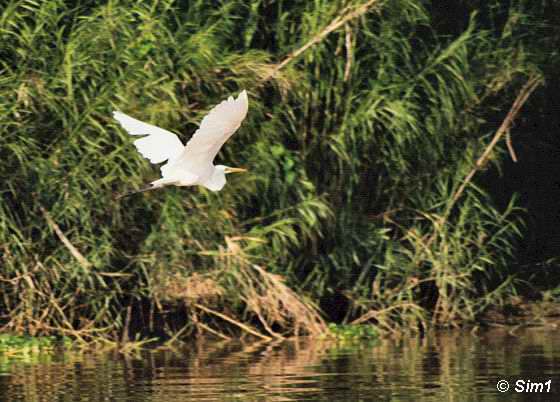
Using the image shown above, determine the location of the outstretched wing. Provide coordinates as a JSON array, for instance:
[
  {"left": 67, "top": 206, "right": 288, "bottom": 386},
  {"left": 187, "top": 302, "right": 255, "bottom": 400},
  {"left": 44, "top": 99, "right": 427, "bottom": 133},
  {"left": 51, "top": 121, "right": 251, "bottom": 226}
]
[
  {"left": 113, "top": 111, "right": 185, "bottom": 164},
  {"left": 175, "top": 90, "right": 249, "bottom": 173}
]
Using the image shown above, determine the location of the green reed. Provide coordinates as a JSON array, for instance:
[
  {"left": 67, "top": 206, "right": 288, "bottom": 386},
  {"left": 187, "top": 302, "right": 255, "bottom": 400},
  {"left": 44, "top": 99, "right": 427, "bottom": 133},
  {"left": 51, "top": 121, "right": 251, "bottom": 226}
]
[{"left": 0, "top": 0, "right": 549, "bottom": 341}]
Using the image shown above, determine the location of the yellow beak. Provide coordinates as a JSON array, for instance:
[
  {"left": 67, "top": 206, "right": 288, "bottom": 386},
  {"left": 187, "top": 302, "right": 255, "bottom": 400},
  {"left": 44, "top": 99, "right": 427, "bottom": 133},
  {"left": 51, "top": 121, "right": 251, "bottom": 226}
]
[{"left": 225, "top": 167, "right": 248, "bottom": 174}]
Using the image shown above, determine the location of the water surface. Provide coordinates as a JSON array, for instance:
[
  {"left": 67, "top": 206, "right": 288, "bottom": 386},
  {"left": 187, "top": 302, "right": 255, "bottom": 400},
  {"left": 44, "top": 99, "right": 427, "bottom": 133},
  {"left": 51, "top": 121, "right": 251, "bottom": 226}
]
[{"left": 1, "top": 327, "right": 559, "bottom": 401}]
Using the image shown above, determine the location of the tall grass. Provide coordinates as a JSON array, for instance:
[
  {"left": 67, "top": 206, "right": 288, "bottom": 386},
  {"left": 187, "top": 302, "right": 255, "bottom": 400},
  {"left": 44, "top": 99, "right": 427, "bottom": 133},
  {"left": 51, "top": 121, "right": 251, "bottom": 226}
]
[{"left": 0, "top": 0, "right": 546, "bottom": 340}]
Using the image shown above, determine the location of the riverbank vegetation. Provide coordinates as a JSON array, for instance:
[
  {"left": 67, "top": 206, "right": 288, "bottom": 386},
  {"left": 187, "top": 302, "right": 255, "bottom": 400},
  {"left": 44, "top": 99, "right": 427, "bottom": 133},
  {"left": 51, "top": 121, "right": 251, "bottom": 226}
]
[
  {"left": 0, "top": 334, "right": 71, "bottom": 355},
  {"left": 1, "top": 0, "right": 558, "bottom": 343}
]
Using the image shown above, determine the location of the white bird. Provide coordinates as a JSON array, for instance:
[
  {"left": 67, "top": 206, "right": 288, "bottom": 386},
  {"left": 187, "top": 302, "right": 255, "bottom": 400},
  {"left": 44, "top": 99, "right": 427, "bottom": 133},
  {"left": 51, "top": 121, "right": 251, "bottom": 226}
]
[{"left": 114, "top": 90, "right": 249, "bottom": 199}]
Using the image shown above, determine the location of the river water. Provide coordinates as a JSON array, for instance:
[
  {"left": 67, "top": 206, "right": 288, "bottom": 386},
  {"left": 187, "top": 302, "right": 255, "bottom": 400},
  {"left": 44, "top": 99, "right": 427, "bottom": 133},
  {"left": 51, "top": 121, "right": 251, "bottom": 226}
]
[{"left": 1, "top": 327, "right": 559, "bottom": 401}]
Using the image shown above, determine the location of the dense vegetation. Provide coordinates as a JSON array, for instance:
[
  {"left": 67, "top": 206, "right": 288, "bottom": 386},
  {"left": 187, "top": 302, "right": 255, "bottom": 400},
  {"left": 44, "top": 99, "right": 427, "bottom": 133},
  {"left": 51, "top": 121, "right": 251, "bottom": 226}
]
[{"left": 1, "top": 0, "right": 558, "bottom": 342}]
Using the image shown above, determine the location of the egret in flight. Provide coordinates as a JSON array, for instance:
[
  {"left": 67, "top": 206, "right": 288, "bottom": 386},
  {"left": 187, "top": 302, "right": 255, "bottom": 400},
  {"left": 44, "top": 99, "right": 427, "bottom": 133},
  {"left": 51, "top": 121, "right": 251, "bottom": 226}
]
[{"left": 114, "top": 90, "right": 248, "bottom": 199}]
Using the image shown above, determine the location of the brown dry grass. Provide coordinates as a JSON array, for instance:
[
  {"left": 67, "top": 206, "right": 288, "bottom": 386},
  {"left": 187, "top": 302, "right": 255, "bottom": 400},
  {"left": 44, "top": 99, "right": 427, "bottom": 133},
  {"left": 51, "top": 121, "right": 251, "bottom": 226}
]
[{"left": 223, "top": 237, "right": 328, "bottom": 338}]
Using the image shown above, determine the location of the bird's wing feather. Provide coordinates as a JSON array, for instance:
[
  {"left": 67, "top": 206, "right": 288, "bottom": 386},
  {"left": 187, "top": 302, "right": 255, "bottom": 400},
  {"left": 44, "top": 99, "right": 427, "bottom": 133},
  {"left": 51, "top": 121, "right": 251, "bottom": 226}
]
[
  {"left": 177, "top": 90, "right": 248, "bottom": 171},
  {"left": 113, "top": 111, "right": 185, "bottom": 164}
]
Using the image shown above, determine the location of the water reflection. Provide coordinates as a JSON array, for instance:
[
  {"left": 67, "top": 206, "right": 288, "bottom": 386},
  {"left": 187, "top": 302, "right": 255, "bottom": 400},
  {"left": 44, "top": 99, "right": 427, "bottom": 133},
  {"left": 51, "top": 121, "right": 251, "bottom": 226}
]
[{"left": 1, "top": 327, "right": 559, "bottom": 401}]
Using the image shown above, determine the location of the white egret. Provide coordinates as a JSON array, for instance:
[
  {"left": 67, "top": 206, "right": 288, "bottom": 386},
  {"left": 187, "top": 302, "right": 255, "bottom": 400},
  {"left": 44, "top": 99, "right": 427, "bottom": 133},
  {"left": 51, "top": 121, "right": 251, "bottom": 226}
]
[{"left": 114, "top": 90, "right": 249, "bottom": 199}]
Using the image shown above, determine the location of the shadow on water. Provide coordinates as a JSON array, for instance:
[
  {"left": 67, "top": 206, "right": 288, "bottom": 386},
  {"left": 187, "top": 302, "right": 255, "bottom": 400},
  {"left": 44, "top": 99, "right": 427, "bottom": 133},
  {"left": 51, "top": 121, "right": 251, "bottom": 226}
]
[{"left": 1, "top": 328, "right": 559, "bottom": 401}]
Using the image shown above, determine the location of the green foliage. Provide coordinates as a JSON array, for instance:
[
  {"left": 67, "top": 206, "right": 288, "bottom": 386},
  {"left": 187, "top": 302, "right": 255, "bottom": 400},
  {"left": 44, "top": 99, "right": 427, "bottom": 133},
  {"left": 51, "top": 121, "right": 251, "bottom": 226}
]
[
  {"left": 0, "top": 0, "right": 549, "bottom": 340},
  {"left": 323, "top": 323, "right": 379, "bottom": 340},
  {"left": 0, "top": 334, "right": 72, "bottom": 354}
]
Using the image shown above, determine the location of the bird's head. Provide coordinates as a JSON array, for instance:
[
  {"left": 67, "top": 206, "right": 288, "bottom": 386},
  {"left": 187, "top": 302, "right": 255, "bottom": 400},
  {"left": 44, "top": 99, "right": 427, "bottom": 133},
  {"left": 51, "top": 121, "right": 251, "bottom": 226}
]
[{"left": 202, "top": 165, "right": 248, "bottom": 191}]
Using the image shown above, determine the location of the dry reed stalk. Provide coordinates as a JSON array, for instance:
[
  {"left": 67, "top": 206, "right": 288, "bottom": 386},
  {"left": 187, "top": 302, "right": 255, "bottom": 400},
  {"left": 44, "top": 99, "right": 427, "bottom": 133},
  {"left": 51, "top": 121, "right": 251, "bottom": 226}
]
[
  {"left": 260, "top": 0, "right": 381, "bottom": 83},
  {"left": 195, "top": 322, "right": 232, "bottom": 341},
  {"left": 506, "top": 132, "right": 518, "bottom": 162},
  {"left": 444, "top": 76, "right": 542, "bottom": 219},
  {"left": 193, "top": 302, "right": 272, "bottom": 341},
  {"left": 39, "top": 205, "right": 92, "bottom": 270},
  {"left": 428, "top": 76, "right": 542, "bottom": 322},
  {"left": 221, "top": 237, "right": 328, "bottom": 336},
  {"left": 415, "top": 76, "right": 542, "bottom": 257},
  {"left": 249, "top": 264, "right": 328, "bottom": 336},
  {"left": 351, "top": 302, "right": 425, "bottom": 333},
  {"left": 344, "top": 23, "right": 353, "bottom": 82}
]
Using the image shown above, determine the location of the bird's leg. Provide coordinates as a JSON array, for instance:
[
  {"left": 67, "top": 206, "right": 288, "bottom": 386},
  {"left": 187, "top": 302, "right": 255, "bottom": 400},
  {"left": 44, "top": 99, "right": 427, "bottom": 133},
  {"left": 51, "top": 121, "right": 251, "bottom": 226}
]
[
  {"left": 115, "top": 184, "right": 163, "bottom": 200},
  {"left": 116, "top": 178, "right": 182, "bottom": 200}
]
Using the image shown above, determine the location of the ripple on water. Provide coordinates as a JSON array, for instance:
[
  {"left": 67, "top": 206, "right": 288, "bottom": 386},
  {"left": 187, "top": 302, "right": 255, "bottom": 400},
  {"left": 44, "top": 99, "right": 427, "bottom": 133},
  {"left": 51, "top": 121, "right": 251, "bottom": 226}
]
[{"left": 1, "top": 328, "right": 560, "bottom": 401}]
